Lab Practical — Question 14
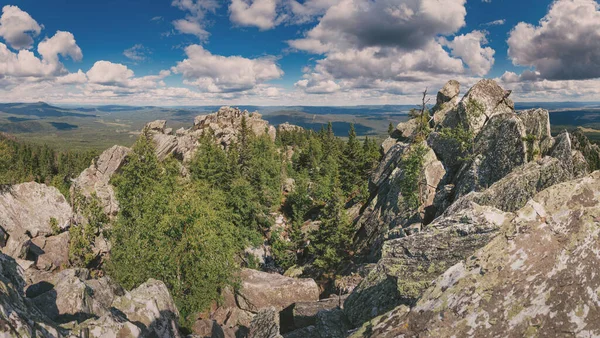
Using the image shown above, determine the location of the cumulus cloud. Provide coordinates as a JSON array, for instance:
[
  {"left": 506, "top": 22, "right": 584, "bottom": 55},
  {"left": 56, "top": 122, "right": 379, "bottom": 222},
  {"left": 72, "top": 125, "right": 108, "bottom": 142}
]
[
  {"left": 56, "top": 70, "right": 88, "bottom": 85},
  {"left": 38, "top": 31, "right": 83, "bottom": 63},
  {"left": 442, "top": 30, "right": 495, "bottom": 76},
  {"left": 507, "top": 0, "right": 600, "bottom": 80},
  {"left": 172, "top": 44, "right": 283, "bottom": 92},
  {"left": 171, "top": 0, "right": 220, "bottom": 40},
  {"left": 284, "top": 0, "right": 338, "bottom": 23},
  {"left": 229, "top": 0, "right": 281, "bottom": 30},
  {"left": 483, "top": 19, "right": 505, "bottom": 26},
  {"left": 0, "top": 5, "right": 42, "bottom": 50},
  {"left": 289, "top": 0, "right": 467, "bottom": 53},
  {"left": 289, "top": 0, "right": 496, "bottom": 96}
]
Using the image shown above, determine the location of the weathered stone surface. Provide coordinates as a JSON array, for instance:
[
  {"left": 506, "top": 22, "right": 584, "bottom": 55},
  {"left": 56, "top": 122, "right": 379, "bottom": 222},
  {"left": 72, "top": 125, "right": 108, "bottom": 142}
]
[
  {"left": 0, "top": 182, "right": 72, "bottom": 261},
  {"left": 248, "top": 307, "right": 283, "bottom": 338},
  {"left": 345, "top": 203, "right": 511, "bottom": 327},
  {"left": 291, "top": 297, "right": 342, "bottom": 329},
  {"left": 571, "top": 127, "right": 600, "bottom": 171},
  {"left": 146, "top": 119, "right": 167, "bottom": 132},
  {"left": 314, "top": 309, "right": 351, "bottom": 338},
  {"left": 0, "top": 252, "right": 62, "bottom": 338},
  {"left": 453, "top": 156, "right": 574, "bottom": 214},
  {"left": 427, "top": 131, "right": 464, "bottom": 178},
  {"left": 390, "top": 119, "right": 419, "bottom": 142},
  {"left": 71, "top": 145, "right": 131, "bottom": 217},
  {"left": 453, "top": 113, "right": 527, "bottom": 200},
  {"left": 236, "top": 269, "right": 319, "bottom": 313},
  {"left": 432, "top": 80, "right": 460, "bottom": 125},
  {"left": 518, "top": 108, "right": 553, "bottom": 159},
  {"left": 354, "top": 142, "right": 445, "bottom": 257},
  {"left": 445, "top": 79, "right": 514, "bottom": 135},
  {"left": 32, "top": 231, "right": 70, "bottom": 271},
  {"left": 366, "top": 171, "right": 600, "bottom": 337},
  {"left": 379, "top": 136, "right": 397, "bottom": 154}
]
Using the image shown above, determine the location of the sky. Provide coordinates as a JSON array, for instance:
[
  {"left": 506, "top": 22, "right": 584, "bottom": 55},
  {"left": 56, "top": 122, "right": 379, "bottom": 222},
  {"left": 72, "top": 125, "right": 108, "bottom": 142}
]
[{"left": 0, "top": 0, "right": 599, "bottom": 106}]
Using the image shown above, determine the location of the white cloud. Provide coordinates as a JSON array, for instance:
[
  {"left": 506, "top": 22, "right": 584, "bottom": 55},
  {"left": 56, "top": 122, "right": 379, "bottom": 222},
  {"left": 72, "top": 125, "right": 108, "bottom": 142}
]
[
  {"left": 123, "top": 44, "right": 148, "bottom": 62},
  {"left": 442, "top": 30, "right": 495, "bottom": 76},
  {"left": 86, "top": 61, "right": 134, "bottom": 86},
  {"left": 38, "top": 31, "right": 83, "bottom": 63},
  {"left": 56, "top": 70, "right": 87, "bottom": 84},
  {"left": 171, "top": 0, "right": 221, "bottom": 40},
  {"left": 483, "top": 19, "right": 505, "bottom": 26},
  {"left": 507, "top": 0, "right": 600, "bottom": 80},
  {"left": 229, "top": 0, "right": 280, "bottom": 30},
  {"left": 289, "top": 0, "right": 496, "bottom": 97},
  {"left": 172, "top": 44, "right": 283, "bottom": 92},
  {"left": 0, "top": 5, "right": 42, "bottom": 50},
  {"left": 284, "top": 0, "right": 338, "bottom": 23}
]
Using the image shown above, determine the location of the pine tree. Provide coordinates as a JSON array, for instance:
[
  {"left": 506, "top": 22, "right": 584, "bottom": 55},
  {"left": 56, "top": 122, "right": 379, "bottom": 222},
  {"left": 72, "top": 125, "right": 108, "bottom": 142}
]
[
  {"left": 388, "top": 121, "right": 394, "bottom": 135},
  {"left": 340, "top": 124, "right": 363, "bottom": 194}
]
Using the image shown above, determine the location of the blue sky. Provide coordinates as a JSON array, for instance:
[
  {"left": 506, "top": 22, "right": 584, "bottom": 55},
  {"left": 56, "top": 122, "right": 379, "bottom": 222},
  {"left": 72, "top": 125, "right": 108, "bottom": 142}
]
[{"left": 1, "top": 0, "right": 599, "bottom": 105}]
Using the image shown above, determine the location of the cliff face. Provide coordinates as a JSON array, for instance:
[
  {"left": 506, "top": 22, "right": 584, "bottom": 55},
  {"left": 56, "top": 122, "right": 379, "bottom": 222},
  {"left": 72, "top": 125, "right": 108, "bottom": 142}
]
[{"left": 344, "top": 79, "right": 600, "bottom": 332}]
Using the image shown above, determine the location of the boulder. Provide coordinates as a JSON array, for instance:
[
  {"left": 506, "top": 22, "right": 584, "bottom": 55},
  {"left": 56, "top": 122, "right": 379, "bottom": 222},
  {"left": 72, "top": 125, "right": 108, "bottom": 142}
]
[
  {"left": 289, "top": 297, "right": 343, "bottom": 330},
  {"left": 192, "top": 319, "right": 225, "bottom": 338},
  {"left": 390, "top": 119, "right": 419, "bottom": 142},
  {"left": 453, "top": 113, "right": 527, "bottom": 200},
  {"left": 71, "top": 145, "right": 131, "bottom": 217},
  {"left": 248, "top": 307, "right": 283, "bottom": 338},
  {"left": 31, "top": 231, "right": 70, "bottom": 271},
  {"left": 366, "top": 171, "right": 600, "bottom": 337},
  {"left": 278, "top": 123, "right": 303, "bottom": 133},
  {"left": 442, "top": 79, "right": 514, "bottom": 136},
  {"left": 236, "top": 269, "right": 319, "bottom": 313},
  {"left": 345, "top": 203, "right": 511, "bottom": 326},
  {"left": 146, "top": 119, "right": 167, "bottom": 132},
  {"left": 0, "top": 182, "right": 72, "bottom": 261},
  {"left": 314, "top": 309, "right": 351, "bottom": 338},
  {"left": 111, "top": 278, "right": 181, "bottom": 337},
  {"left": 432, "top": 80, "right": 460, "bottom": 125}
]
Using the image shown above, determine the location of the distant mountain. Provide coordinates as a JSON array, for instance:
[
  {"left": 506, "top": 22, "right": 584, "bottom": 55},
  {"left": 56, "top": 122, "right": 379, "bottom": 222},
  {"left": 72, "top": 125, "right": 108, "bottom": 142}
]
[{"left": 0, "top": 102, "right": 95, "bottom": 118}]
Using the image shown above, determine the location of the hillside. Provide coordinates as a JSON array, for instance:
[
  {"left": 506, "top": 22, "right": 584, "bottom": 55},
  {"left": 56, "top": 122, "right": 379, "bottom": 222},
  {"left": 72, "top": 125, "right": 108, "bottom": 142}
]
[{"left": 1, "top": 79, "right": 600, "bottom": 337}]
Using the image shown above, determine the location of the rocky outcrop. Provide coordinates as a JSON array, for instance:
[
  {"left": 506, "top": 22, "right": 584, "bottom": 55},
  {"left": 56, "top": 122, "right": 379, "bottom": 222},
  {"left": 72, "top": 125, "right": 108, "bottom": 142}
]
[
  {"left": 71, "top": 145, "right": 130, "bottom": 217},
  {"left": 518, "top": 108, "right": 554, "bottom": 159},
  {"left": 354, "top": 142, "right": 445, "bottom": 257},
  {"left": 571, "top": 127, "right": 600, "bottom": 171},
  {"left": 363, "top": 171, "right": 600, "bottom": 337},
  {"left": 0, "top": 250, "right": 182, "bottom": 337},
  {"left": 431, "top": 80, "right": 460, "bottom": 125},
  {"left": 453, "top": 112, "right": 527, "bottom": 199},
  {"left": 236, "top": 269, "right": 320, "bottom": 313},
  {"left": 278, "top": 122, "right": 303, "bottom": 133},
  {"left": 145, "top": 106, "right": 277, "bottom": 162},
  {"left": 345, "top": 203, "right": 510, "bottom": 326},
  {"left": 0, "top": 182, "right": 72, "bottom": 269},
  {"left": 249, "top": 308, "right": 283, "bottom": 338},
  {"left": 442, "top": 79, "right": 514, "bottom": 135}
]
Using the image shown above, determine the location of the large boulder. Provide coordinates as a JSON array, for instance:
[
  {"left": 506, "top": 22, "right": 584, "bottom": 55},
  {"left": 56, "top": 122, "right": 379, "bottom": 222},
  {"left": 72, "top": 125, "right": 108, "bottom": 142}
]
[
  {"left": 453, "top": 113, "right": 527, "bottom": 200},
  {"left": 443, "top": 79, "right": 514, "bottom": 135},
  {"left": 236, "top": 269, "right": 319, "bottom": 313},
  {"left": 71, "top": 145, "right": 131, "bottom": 217},
  {"left": 432, "top": 80, "right": 460, "bottom": 125},
  {"left": 0, "top": 182, "right": 72, "bottom": 261},
  {"left": 365, "top": 170, "right": 600, "bottom": 337},
  {"left": 31, "top": 231, "right": 70, "bottom": 271},
  {"left": 344, "top": 203, "right": 511, "bottom": 326}
]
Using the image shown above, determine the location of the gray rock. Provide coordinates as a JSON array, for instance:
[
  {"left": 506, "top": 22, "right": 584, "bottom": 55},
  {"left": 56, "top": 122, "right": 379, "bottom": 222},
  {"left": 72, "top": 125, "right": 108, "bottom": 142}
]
[
  {"left": 71, "top": 145, "right": 131, "bottom": 217},
  {"left": 315, "top": 309, "right": 351, "bottom": 338},
  {"left": 291, "top": 297, "right": 343, "bottom": 329},
  {"left": 345, "top": 203, "right": 511, "bottom": 327},
  {"left": 444, "top": 79, "right": 514, "bottom": 135},
  {"left": 249, "top": 307, "right": 283, "bottom": 338},
  {"left": 432, "top": 80, "right": 460, "bottom": 125},
  {"left": 453, "top": 113, "right": 527, "bottom": 200},
  {"left": 518, "top": 108, "right": 554, "bottom": 159},
  {"left": 192, "top": 319, "right": 225, "bottom": 338},
  {"left": 146, "top": 119, "right": 167, "bottom": 132},
  {"left": 366, "top": 171, "right": 600, "bottom": 337},
  {"left": 0, "top": 182, "right": 72, "bottom": 261},
  {"left": 354, "top": 142, "right": 445, "bottom": 257},
  {"left": 32, "top": 231, "right": 70, "bottom": 271},
  {"left": 390, "top": 119, "right": 419, "bottom": 142},
  {"left": 236, "top": 269, "right": 319, "bottom": 313},
  {"left": 571, "top": 127, "right": 600, "bottom": 171}
]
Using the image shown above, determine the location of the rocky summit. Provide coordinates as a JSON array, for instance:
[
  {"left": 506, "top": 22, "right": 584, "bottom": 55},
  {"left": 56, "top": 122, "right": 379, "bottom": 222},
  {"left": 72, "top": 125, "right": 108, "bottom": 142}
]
[{"left": 2, "top": 80, "right": 600, "bottom": 337}]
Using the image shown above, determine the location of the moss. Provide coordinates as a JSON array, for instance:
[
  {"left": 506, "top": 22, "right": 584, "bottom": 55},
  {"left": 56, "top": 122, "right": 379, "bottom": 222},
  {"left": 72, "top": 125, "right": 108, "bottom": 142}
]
[
  {"left": 397, "top": 280, "right": 430, "bottom": 300},
  {"left": 507, "top": 304, "right": 524, "bottom": 320}
]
